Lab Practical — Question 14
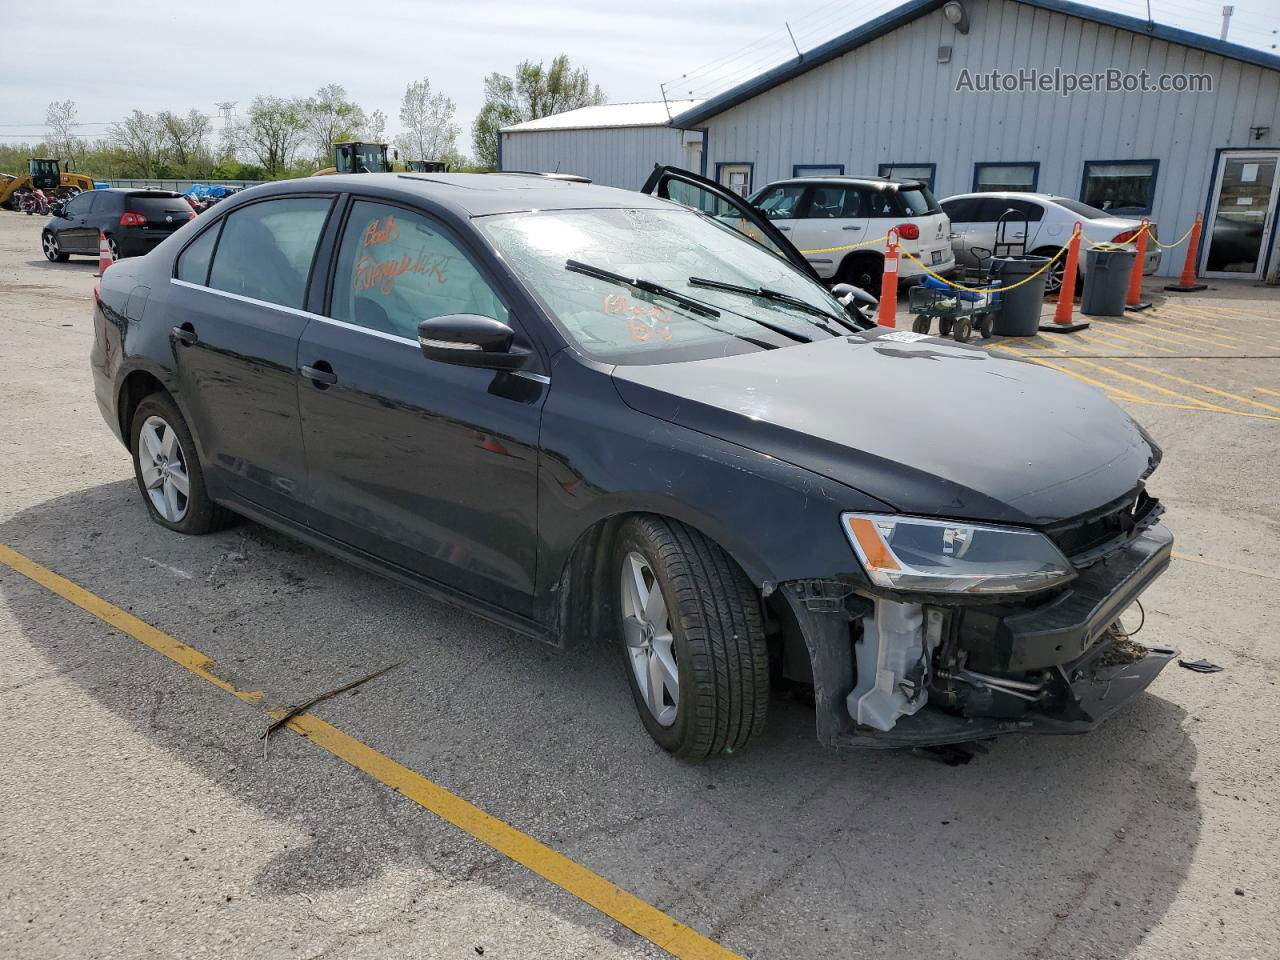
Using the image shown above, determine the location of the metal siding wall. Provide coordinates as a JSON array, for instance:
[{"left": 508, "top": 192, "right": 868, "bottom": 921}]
[
  {"left": 699, "top": 0, "right": 1280, "bottom": 275},
  {"left": 499, "top": 127, "right": 689, "bottom": 189}
]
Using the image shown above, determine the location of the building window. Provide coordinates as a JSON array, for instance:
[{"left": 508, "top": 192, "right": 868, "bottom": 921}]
[
  {"left": 879, "top": 163, "right": 936, "bottom": 191},
  {"left": 1081, "top": 160, "right": 1159, "bottom": 216},
  {"left": 793, "top": 164, "right": 845, "bottom": 177},
  {"left": 715, "top": 162, "right": 753, "bottom": 197},
  {"left": 973, "top": 162, "right": 1039, "bottom": 192}
]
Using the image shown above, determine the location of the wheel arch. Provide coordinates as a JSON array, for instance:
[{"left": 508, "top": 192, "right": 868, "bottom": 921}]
[
  {"left": 116, "top": 369, "right": 170, "bottom": 449},
  {"left": 547, "top": 505, "right": 770, "bottom": 650},
  {"left": 837, "top": 248, "right": 883, "bottom": 283}
]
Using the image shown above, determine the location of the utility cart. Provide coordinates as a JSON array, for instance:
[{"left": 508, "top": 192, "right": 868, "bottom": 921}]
[{"left": 907, "top": 279, "right": 1000, "bottom": 343}]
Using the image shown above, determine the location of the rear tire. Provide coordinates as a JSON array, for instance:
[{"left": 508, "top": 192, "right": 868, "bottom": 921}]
[
  {"left": 130, "top": 393, "right": 234, "bottom": 535},
  {"left": 613, "top": 516, "right": 769, "bottom": 760},
  {"left": 1033, "top": 246, "right": 1079, "bottom": 296}
]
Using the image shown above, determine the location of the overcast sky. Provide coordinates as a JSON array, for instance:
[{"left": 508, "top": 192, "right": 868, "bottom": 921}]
[{"left": 2, "top": 0, "right": 1274, "bottom": 154}]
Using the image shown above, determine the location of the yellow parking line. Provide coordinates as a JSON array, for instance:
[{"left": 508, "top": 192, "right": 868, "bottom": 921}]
[
  {"left": 1156, "top": 307, "right": 1277, "bottom": 345},
  {"left": 0, "top": 543, "right": 742, "bottom": 960},
  {"left": 989, "top": 345, "right": 1146, "bottom": 402},
  {"left": 1116, "top": 360, "right": 1280, "bottom": 416},
  {"left": 1054, "top": 356, "right": 1233, "bottom": 412},
  {"left": 1129, "top": 315, "right": 1248, "bottom": 351},
  {"left": 1071, "top": 326, "right": 1175, "bottom": 354}
]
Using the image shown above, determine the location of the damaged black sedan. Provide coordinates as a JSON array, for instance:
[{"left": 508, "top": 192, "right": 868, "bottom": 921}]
[{"left": 90, "top": 168, "right": 1175, "bottom": 760}]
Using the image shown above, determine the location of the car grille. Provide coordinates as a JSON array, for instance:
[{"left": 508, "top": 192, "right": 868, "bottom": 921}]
[{"left": 1042, "top": 487, "right": 1163, "bottom": 568}]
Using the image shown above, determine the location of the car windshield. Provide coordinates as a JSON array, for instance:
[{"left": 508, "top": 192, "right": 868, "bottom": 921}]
[
  {"left": 479, "top": 207, "right": 851, "bottom": 364},
  {"left": 1050, "top": 197, "right": 1112, "bottom": 219}
]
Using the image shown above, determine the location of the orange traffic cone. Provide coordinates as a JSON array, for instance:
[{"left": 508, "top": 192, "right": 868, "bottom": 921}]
[
  {"left": 1125, "top": 218, "right": 1152, "bottom": 311},
  {"left": 878, "top": 232, "right": 899, "bottom": 328},
  {"left": 1041, "top": 222, "right": 1089, "bottom": 333},
  {"left": 95, "top": 232, "right": 114, "bottom": 278},
  {"left": 1164, "top": 213, "right": 1209, "bottom": 292}
]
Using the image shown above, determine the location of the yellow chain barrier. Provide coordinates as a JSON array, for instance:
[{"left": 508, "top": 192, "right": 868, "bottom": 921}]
[
  {"left": 897, "top": 238, "right": 1072, "bottom": 295},
  {"left": 798, "top": 233, "right": 891, "bottom": 256}
]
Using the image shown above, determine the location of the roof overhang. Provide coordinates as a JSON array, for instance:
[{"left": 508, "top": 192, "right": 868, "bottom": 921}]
[{"left": 670, "top": 0, "right": 1280, "bottom": 127}]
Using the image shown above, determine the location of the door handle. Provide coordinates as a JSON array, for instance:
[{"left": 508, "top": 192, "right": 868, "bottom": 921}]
[
  {"left": 842, "top": 225, "right": 863, "bottom": 231},
  {"left": 171, "top": 324, "right": 198, "bottom": 346},
  {"left": 301, "top": 362, "right": 337, "bottom": 387},
  {"left": 777, "top": 225, "right": 791, "bottom": 231}
]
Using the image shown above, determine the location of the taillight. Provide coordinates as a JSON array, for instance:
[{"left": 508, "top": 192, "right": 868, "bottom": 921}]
[
  {"left": 896, "top": 223, "right": 920, "bottom": 240},
  {"left": 119, "top": 211, "right": 148, "bottom": 227},
  {"left": 1112, "top": 229, "right": 1137, "bottom": 243}
]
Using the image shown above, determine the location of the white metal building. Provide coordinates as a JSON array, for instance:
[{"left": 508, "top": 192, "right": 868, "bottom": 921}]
[
  {"left": 498, "top": 0, "right": 1280, "bottom": 282},
  {"left": 498, "top": 101, "right": 703, "bottom": 193}
]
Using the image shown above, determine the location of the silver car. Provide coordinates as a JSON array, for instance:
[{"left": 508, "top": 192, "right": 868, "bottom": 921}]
[{"left": 940, "top": 192, "right": 1161, "bottom": 293}]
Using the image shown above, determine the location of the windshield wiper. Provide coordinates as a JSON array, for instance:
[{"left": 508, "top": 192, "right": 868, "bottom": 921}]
[
  {"left": 686, "top": 277, "right": 859, "bottom": 334},
  {"left": 565, "top": 259, "right": 805, "bottom": 346},
  {"left": 566, "top": 260, "right": 720, "bottom": 318}
]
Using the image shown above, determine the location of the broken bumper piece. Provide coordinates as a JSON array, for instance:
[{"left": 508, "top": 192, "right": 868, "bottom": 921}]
[
  {"left": 781, "top": 524, "right": 1177, "bottom": 749},
  {"left": 834, "top": 642, "right": 1177, "bottom": 749}
]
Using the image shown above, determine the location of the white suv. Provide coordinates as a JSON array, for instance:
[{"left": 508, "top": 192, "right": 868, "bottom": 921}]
[
  {"left": 749, "top": 176, "right": 954, "bottom": 289},
  {"left": 939, "top": 192, "right": 1161, "bottom": 293}
]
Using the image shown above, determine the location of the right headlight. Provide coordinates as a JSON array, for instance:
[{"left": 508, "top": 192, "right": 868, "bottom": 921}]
[{"left": 841, "top": 512, "right": 1075, "bottom": 595}]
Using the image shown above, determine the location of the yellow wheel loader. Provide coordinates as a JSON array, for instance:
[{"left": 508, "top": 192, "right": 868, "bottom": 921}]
[{"left": 0, "top": 158, "right": 96, "bottom": 209}]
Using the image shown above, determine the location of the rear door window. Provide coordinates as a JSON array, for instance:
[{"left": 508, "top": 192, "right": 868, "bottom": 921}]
[
  {"left": 804, "top": 185, "right": 862, "bottom": 218},
  {"left": 207, "top": 197, "right": 333, "bottom": 309},
  {"left": 329, "top": 200, "right": 508, "bottom": 339}
]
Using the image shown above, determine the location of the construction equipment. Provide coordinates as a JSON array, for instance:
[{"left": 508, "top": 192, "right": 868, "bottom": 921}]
[
  {"left": 0, "top": 158, "right": 96, "bottom": 209},
  {"left": 314, "top": 141, "right": 393, "bottom": 177}
]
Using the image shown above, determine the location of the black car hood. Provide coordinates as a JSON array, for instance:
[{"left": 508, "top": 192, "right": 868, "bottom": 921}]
[{"left": 611, "top": 332, "right": 1159, "bottom": 526}]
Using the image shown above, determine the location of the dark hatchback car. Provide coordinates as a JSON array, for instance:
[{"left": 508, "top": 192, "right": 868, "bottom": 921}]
[
  {"left": 43, "top": 188, "right": 195, "bottom": 262},
  {"left": 90, "top": 169, "right": 1176, "bottom": 759}
]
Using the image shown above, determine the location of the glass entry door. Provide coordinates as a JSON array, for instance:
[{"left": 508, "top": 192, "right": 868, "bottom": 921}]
[{"left": 1202, "top": 152, "right": 1279, "bottom": 279}]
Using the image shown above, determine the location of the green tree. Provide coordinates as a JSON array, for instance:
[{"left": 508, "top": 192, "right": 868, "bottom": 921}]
[
  {"left": 396, "top": 76, "right": 460, "bottom": 164},
  {"left": 157, "top": 109, "right": 212, "bottom": 171},
  {"left": 472, "top": 55, "right": 606, "bottom": 169},
  {"left": 107, "top": 110, "right": 166, "bottom": 177},
  {"left": 238, "top": 96, "right": 306, "bottom": 177},
  {"left": 301, "top": 84, "right": 366, "bottom": 167}
]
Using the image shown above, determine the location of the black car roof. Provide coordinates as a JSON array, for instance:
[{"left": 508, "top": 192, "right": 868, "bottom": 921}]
[{"left": 238, "top": 172, "right": 673, "bottom": 218}]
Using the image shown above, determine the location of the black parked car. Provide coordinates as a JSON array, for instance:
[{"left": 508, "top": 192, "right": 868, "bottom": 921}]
[
  {"left": 90, "top": 168, "right": 1176, "bottom": 759},
  {"left": 43, "top": 188, "right": 194, "bottom": 262}
]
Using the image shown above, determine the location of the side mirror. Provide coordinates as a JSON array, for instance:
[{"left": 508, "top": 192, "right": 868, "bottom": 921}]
[
  {"left": 831, "top": 282, "right": 878, "bottom": 308},
  {"left": 417, "top": 314, "right": 529, "bottom": 369}
]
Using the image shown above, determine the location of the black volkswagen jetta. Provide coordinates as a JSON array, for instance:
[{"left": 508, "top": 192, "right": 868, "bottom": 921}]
[{"left": 90, "top": 169, "right": 1176, "bottom": 759}]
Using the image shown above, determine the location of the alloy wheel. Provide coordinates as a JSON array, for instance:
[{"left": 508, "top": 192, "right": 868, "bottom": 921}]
[
  {"left": 620, "top": 551, "right": 679, "bottom": 726},
  {"left": 138, "top": 415, "right": 190, "bottom": 522},
  {"left": 42, "top": 233, "right": 59, "bottom": 261},
  {"left": 1043, "top": 257, "right": 1065, "bottom": 294}
]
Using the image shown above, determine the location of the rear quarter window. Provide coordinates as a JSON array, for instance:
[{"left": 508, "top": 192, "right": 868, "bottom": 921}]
[{"left": 176, "top": 223, "right": 222, "bottom": 285}]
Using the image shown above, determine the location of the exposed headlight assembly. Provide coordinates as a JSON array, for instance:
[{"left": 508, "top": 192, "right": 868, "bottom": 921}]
[{"left": 841, "top": 513, "right": 1075, "bottom": 595}]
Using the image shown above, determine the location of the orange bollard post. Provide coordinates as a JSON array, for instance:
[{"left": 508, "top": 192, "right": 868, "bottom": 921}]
[
  {"left": 878, "top": 231, "right": 899, "bottom": 328},
  {"left": 1125, "top": 217, "right": 1151, "bottom": 311},
  {"left": 1041, "top": 222, "right": 1089, "bottom": 333},
  {"left": 1164, "top": 212, "right": 1209, "bottom": 292},
  {"left": 95, "top": 231, "right": 114, "bottom": 278}
]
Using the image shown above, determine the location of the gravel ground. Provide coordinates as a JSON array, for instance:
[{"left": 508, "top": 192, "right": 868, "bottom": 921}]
[{"left": 0, "top": 208, "right": 1276, "bottom": 960}]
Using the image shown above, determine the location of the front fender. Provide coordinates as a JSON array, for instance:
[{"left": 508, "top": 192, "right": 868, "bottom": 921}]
[{"left": 533, "top": 353, "right": 889, "bottom": 618}]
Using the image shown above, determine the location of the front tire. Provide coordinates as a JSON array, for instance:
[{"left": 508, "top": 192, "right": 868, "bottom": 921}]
[
  {"left": 837, "top": 253, "right": 883, "bottom": 294},
  {"left": 130, "top": 393, "right": 233, "bottom": 534},
  {"left": 42, "top": 231, "right": 68, "bottom": 262},
  {"left": 613, "top": 516, "right": 769, "bottom": 760}
]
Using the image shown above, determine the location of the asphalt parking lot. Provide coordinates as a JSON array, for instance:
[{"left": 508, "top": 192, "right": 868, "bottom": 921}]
[{"left": 1, "top": 208, "right": 1277, "bottom": 960}]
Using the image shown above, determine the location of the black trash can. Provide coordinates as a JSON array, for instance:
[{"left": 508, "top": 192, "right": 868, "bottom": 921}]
[
  {"left": 1080, "top": 246, "right": 1137, "bottom": 316},
  {"left": 989, "top": 255, "right": 1050, "bottom": 336}
]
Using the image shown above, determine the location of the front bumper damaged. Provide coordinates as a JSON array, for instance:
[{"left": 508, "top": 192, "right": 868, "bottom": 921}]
[{"left": 780, "top": 524, "right": 1177, "bottom": 749}]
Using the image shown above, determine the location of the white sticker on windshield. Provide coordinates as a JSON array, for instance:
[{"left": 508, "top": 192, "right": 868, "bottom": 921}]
[{"left": 879, "top": 330, "right": 932, "bottom": 343}]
